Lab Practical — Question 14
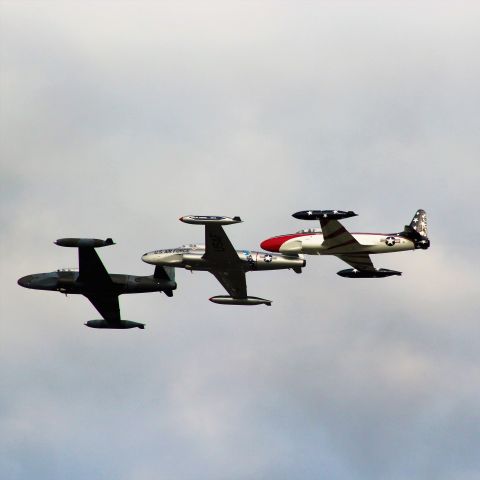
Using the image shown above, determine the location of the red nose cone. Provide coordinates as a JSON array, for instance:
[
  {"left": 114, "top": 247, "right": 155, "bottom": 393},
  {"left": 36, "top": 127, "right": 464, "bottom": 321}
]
[
  {"left": 261, "top": 233, "right": 310, "bottom": 252},
  {"left": 260, "top": 237, "right": 284, "bottom": 252}
]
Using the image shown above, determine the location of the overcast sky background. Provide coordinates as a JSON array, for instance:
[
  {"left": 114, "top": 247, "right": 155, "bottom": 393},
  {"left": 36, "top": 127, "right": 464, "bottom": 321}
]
[{"left": 1, "top": 1, "right": 479, "bottom": 479}]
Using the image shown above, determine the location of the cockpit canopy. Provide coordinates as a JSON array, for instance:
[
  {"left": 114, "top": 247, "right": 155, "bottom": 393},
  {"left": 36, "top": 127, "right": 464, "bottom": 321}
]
[
  {"left": 296, "top": 228, "right": 322, "bottom": 234},
  {"left": 181, "top": 244, "right": 205, "bottom": 250}
]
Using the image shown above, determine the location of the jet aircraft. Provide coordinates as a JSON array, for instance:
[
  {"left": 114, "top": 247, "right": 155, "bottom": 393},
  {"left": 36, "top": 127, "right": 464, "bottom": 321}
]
[
  {"left": 141, "top": 215, "right": 306, "bottom": 305},
  {"left": 18, "top": 238, "right": 177, "bottom": 329},
  {"left": 260, "top": 209, "right": 430, "bottom": 278}
]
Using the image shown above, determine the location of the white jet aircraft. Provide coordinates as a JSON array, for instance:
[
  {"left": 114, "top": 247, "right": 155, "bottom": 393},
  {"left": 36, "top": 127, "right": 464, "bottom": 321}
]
[{"left": 260, "top": 209, "right": 429, "bottom": 278}]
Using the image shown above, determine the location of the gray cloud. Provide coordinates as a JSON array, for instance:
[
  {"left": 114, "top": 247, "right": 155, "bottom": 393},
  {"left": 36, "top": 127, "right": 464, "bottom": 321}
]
[{"left": 1, "top": 1, "right": 480, "bottom": 479}]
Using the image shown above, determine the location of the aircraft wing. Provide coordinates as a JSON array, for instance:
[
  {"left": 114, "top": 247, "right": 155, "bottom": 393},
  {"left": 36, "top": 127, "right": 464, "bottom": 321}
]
[
  {"left": 203, "top": 224, "right": 242, "bottom": 267},
  {"left": 307, "top": 213, "right": 374, "bottom": 271},
  {"left": 77, "top": 247, "right": 113, "bottom": 287},
  {"left": 85, "top": 293, "right": 121, "bottom": 324},
  {"left": 78, "top": 247, "right": 120, "bottom": 325},
  {"left": 319, "top": 217, "right": 363, "bottom": 252},
  {"left": 202, "top": 224, "right": 247, "bottom": 298},
  {"left": 211, "top": 269, "right": 247, "bottom": 299},
  {"left": 335, "top": 253, "right": 375, "bottom": 272}
]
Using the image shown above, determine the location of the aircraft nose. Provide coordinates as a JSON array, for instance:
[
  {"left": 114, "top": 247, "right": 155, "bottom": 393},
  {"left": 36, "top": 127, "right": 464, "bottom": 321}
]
[
  {"left": 260, "top": 237, "right": 283, "bottom": 252},
  {"left": 142, "top": 253, "right": 154, "bottom": 264},
  {"left": 17, "top": 275, "right": 33, "bottom": 288}
]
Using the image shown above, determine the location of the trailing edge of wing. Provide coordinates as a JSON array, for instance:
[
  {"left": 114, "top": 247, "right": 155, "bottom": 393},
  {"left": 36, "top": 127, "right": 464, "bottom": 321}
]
[
  {"left": 85, "top": 294, "right": 121, "bottom": 324},
  {"left": 211, "top": 269, "right": 247, "bottom": 299},
  {"left": 335, "top": 253, "right": 375, "bottom": 272}
]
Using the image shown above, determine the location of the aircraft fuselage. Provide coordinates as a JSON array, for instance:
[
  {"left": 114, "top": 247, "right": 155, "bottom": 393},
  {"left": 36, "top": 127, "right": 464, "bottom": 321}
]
[
  {"left": 17, "top": 270, "right": 176, "bottom": 295},
  {"left": 261, "top": 231, "right": 416, "bottom": 255},
  {"left": 142, "top": 245, "right": 305, "bottom": 272}
]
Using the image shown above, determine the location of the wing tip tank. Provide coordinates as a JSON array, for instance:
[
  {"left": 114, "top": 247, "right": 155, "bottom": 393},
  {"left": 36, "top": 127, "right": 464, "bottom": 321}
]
[
  {"left": 55, "top": 238, "right": 115, "bottom": 248},
  {"left": 84, "top": 320, "right": 145, "bottom": 329},
  {"left": 292, "top": 210, "right": 357, "bottom": 220},
  {"left": 180, "top": 215, "right": 243, "bottom": 225},
  {"left": 209, "top": 295, "right": 272, "bottom": 306}
]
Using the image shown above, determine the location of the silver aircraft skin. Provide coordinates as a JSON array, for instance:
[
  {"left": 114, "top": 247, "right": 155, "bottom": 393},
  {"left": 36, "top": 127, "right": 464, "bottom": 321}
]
[
  {"left": 142, "top": 215, "right": 306, "bottom": 305},
  {"left": 260, "top": 209, "right": 430, "bottom": 278}
]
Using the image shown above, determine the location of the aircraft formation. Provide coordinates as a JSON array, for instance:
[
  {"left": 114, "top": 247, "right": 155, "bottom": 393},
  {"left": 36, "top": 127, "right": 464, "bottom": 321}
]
[{"left": 18, "top": 209, "right": 429, "bottom": 329}]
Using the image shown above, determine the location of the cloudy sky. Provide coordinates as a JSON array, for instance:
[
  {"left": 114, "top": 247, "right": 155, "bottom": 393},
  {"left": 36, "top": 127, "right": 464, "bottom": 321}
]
[{"left": 1, "top": 1, "right": 479, "bottom": 479}]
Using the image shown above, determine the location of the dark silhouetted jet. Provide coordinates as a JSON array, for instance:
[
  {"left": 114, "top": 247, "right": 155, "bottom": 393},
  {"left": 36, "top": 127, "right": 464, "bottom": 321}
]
[{"left": 18, "top": 238, "right": 176, "bottom": 329}]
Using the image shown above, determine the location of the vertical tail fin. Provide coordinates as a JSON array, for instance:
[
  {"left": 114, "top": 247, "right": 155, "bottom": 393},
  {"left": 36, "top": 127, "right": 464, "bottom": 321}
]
[
  {"left": 154, "top": 266, "right": 176, "bottom": 297},
  {"left": 154, "top": 266, "right": 175, "bottom": 282},
  {"left": 402, "top": 209, "right": 430, "bottom": 249},
  {"left": 409, "top": 209, "right": 428, "bottom": 238}
]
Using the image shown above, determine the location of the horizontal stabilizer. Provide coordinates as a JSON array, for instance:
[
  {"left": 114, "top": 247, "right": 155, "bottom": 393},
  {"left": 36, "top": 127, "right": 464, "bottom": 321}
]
[
  {"left": 180, "top": 215, "right": 242, "bottom": 225},
  {"left": 55, "top": 238, "right": 115, "bottom": 248},
  {"left": 337, "top": 268, "right": 401, "bottom": 278},
  {"left": 292, "top": 210, "right": 357, "bottom": 221},
  {"left": 209, "top": 295, "right": 272, "bottom": 306},
  {"left": 85, "top": 320, "right": 144, "bottom": 329}
]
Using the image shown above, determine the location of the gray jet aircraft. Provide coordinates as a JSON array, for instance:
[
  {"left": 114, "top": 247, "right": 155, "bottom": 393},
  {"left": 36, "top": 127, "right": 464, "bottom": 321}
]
[
  {"left": 141, "top": 215, "right": 306, "bottom": 306},
  {"left": 18, "top": 238, "right": 176, "bottom": 329}
]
